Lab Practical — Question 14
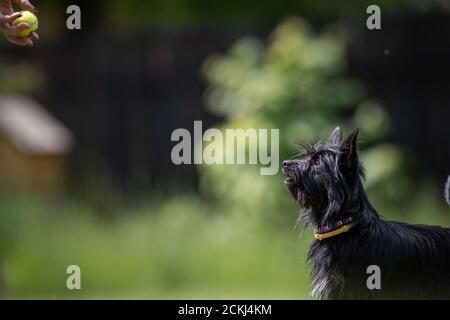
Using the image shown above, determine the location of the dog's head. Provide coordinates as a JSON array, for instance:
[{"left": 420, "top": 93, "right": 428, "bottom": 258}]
[{"left": 282, "top": 127, "right": 363, "bottom": 225}]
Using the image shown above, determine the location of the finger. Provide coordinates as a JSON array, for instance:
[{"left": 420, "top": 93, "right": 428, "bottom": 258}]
[
  {"left": 18, "top": 30, "right": 39, "bottom": 43},
  {"left": 0, "top": 12, "right": 22, "bottom": 24},
  {"left": 1, "top": 22, "right": 17, "bottom": 34},
  {"left": 15, "top": 22, "right": 30, "bottom": 31},
  {"left": 2, "top": 22, "right": 30, "bottom": 36},
  {"left": 6, "top": 35, "right": 33, "bottom": 46},
  {"left": 14, "top": 0, "right": 36, "bottom": 12}
]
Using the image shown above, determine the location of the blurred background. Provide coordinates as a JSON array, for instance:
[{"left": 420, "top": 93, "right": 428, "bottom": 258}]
[{"left": 0, "top": 0, "right": 449, "bottom": 298}]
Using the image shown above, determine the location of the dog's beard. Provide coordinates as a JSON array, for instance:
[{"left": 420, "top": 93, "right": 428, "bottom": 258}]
[
  {"left": 293, "top": 187, "right": 309, "bottom": 207},
  {"left": 283, "top": 168, "right": 310, "bottom": 207}
]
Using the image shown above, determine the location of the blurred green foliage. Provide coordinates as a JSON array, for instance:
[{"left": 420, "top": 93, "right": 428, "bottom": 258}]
[
  {"left": 0, "top": 63, "right": 46, "bottom": 95},
  {"left": 200, "top": 17, "right": 409, "bottom": 213}
]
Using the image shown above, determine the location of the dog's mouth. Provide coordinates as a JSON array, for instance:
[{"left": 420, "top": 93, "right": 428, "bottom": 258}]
[
  {"left": 282, "top": 168, "right": 309, "bottom": 207},
  {"left": 284, "top": 177, "right": 295, "bottom": 185},
  {"left": 282, "top": 167, "right": 296, "bottom": 186}
]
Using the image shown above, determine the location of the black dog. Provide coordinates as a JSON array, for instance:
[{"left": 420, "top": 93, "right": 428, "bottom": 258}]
[{"left": 283, "top": 127, "right": 450, "bottom": 299}]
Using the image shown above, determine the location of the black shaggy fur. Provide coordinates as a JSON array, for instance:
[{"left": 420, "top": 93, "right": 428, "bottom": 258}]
[{"left": 282, "top": 127, "right": 450, "bottom": 299}]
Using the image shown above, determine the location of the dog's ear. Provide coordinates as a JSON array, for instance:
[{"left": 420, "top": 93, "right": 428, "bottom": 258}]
[
  {"left": 341, "top": 128, "right": 359, "bottom": 173},
  {"left": 328, "top": 127, "right": 342, "bottom": 144}
]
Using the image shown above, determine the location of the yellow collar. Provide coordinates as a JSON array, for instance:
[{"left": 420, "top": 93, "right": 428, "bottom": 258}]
[{"left": 314, "top": 216, "right": 357, "bottom": 241}]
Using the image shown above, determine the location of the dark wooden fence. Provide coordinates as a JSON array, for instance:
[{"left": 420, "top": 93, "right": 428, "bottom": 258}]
[
  {"left": 348, "top": 10, "right": 450, "bottom": 183},
  {"left": 3, "top": 10, "right": 449, "bottom": 194}
]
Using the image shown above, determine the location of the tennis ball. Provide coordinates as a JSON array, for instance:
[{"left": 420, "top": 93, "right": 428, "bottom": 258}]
[{"left": 13, "top": 10, "right": 38, "bottom": 38}]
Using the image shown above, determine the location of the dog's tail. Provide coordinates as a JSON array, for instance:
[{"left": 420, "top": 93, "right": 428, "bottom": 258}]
[{"left": 445, "top": 175, "right": 450, "bottom": 205}]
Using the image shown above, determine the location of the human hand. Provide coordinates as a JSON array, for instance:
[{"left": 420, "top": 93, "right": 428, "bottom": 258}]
[{"left": 0, "top": 0, "right": 38, "bottom": 46}]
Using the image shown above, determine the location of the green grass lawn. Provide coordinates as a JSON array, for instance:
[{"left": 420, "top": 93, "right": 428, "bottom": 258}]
[
  {"left": 0, "top": 185, "right": 448, "bottom": 299},
  {"left": 0, "top": 195, "right": 312, "bottom": 299}
]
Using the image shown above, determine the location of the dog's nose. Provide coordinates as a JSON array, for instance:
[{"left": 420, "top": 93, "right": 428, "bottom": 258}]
[{"left": 283, "top": 160, "right": 290, "bottom": 168}]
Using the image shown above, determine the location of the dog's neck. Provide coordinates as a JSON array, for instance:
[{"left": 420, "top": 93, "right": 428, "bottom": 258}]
[{"left": 305, "top": 178, "right": 379, "bottom": 233}]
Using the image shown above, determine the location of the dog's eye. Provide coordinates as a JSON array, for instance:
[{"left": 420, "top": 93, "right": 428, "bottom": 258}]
[{"left": 311, "top": 157, "right": 320, "bottom": 168}]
